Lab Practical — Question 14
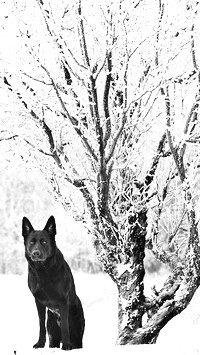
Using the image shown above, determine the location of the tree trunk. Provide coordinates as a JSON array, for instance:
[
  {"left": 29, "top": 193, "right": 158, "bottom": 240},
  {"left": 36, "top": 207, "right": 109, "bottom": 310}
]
[
  {"left": 117, "top": 275, "right": 198, "bottom": 344},
  {"left": 117, "top": 270, "right": 144, "bottom": 335},
  {"left": 116, "top": 209, "right": 147, "bottom": 341},
  {"left": 117, "top": 256, "right": 200, "bottom": 345},
  {"left": 115, "top": 202, "right": 200, "bottom": 345}
]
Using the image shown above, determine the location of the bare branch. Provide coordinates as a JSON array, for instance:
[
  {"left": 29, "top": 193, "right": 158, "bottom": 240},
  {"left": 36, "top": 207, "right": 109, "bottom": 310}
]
[
  {"left": 179, "top": 92, "right": 200, "bottom": 160},
  {"left": 168, "top": 209, "right": 186, "bottom": 246},
  {"left": 77, "top": 0, "right": 91, "bottom": 68},
  {"left": 60, "top": 111, "right": 98, "bottom": 162},
  {"left": 41, "top": 65, "right": 98, "bottom": 162},
  {"left": 0, "top": 133, "right": 56, "bottom": 159},
  {"left": 77, "top": 0, "right": 104, "bottom": 154},
  {"left": 28, "top": 107, "right": 62, "bottom": 168},
  {"left": 21, "top": 71, "right": 52, "bottom": 86},
  {"left": 142, "top": 133, "right": 167, "bottom": 196},
  {"left": 155, "top": 0, "right": 164, "bottom": 66},
  {"left": 161, "top": 86, "right": 185, "bottom": 182},
  {"left": 73, "top": 178, "right": 99, "bottom": 225},
  {"left": 125, "top": 81, "right": 162, "bottom": 116},
  {"left": 0, "top": 134, "right": 18, "bottom": 142},
  {"left": 103, "top": 51, "right": 112, "bottom": 148},
  {"left": 3, "top": 75, "right": 62, "bottom": 168},
  {"left": 122, "top": 19, "right": 129, "bottom": 111},
  {"left": 191, "top": 24, "right": 198, "bottom": 71},
  {"left": 106, "top": 112, "right": 127, "bottom": 163},
  {"left": 134, "top": 0, "right": 144, "bottom": 8},
  {"left": 36, "top": 0, "right": 87, "bottom": 82}
]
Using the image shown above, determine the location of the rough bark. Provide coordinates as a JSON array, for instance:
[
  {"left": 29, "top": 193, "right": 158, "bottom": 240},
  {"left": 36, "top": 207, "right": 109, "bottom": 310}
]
[{"left": 117, "top": 209, "right": 147, "bottom": 335}]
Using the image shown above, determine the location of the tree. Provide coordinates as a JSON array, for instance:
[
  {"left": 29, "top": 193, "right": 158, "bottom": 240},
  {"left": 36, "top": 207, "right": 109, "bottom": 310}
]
[{"left": 1, "top": 0, "right": 200, "bottom": 344}]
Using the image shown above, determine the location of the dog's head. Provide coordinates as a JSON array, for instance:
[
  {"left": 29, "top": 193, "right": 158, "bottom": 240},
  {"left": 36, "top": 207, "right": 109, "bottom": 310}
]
[{"left": 22, "top": 216, "right": 57, "bottom": 264}]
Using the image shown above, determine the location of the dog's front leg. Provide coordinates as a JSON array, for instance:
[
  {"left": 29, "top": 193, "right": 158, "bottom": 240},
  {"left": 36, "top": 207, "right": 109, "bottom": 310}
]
[
  {"left": 33, "top": 299, "right": 46, "bottom": 348},
  {"left": 60, "top": 298, "right": 71, "bottom": 350}
]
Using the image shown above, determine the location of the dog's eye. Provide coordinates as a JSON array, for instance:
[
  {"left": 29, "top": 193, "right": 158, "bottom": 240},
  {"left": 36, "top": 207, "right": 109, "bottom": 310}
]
[
  {"left": 41, "top": 239, "right": 47, "bottom": 245},
  {"left": 29, "top": 239, "right": 35, "bottom": 245}
]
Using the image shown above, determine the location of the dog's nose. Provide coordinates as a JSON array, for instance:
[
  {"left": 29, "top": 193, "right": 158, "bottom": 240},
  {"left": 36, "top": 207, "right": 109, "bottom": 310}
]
[{"left": 32, "top": 250, "right": 41, "bottom": 258}]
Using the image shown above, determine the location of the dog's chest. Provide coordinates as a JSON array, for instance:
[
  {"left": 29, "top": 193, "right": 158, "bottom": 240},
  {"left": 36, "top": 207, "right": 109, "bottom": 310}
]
[{"left": 29, "top": 272, "right": 62, "bottom": 307}]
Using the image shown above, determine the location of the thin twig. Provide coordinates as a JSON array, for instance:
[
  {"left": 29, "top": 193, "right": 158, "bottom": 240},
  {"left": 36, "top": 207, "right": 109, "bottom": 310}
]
[{"left": 168, "top": 209, "right": 187, "bottom": 245}]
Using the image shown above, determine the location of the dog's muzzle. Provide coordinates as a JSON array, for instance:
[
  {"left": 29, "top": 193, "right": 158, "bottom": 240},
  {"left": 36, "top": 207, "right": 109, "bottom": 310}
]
[{"left": 31, "top": 250, "right": 45, "bottom": 262}]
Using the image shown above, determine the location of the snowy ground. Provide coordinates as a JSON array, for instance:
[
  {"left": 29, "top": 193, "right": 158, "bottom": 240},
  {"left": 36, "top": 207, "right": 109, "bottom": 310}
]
[{"left": 1, "top": 272, "right": 200, "bottom": 354}]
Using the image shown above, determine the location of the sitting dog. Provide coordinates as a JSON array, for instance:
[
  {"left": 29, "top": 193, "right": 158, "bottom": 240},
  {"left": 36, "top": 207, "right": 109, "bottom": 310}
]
[{"left": 22, "top": 216, "right": 85, "bottom": 350}]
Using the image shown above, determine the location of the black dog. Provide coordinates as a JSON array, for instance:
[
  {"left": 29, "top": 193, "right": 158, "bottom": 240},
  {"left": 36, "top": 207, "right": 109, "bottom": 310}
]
[{"left": 22, "top": 216, "right": 85, "bottom": 350}]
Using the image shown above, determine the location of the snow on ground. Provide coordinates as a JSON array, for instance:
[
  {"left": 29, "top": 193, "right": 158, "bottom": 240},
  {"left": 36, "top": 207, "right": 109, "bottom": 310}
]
[
  {"left": 0, "top": 272, "right": 200, "bottom": 354},
  {"left": 0, "top": 272, "right": 118, "bottom": 355}
]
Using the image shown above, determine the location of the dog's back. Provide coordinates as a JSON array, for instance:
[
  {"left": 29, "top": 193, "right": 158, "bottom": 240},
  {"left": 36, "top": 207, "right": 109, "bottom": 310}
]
[{"left": 22, "top": 216, "right": 85, "bottom": 350}]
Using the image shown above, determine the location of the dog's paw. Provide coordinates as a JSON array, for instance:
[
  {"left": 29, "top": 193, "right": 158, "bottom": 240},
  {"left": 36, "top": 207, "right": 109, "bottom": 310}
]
[
  {"left": 33, "top": 340, "right": 45, "bottom": 348},
  {"left": 62, "top": 343, "right": 72, "bottom": 350}
]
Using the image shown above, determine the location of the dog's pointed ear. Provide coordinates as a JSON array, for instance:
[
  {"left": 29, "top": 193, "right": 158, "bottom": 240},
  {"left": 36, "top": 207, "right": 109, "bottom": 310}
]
[
  {"left": 44, "top": 216, "right": 56, "bottom": 237},
  {"left": 22, "top": 217, "right": 34, "bottom": 238}
]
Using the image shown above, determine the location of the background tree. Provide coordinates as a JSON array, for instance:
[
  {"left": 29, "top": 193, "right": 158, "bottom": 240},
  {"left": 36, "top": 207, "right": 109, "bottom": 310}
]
[
  {"left": 1, "top": 0, "right": 200, "bottom": 345},
  {"left": 0, "top": 170, "right": 98, "bottom": 274}
]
